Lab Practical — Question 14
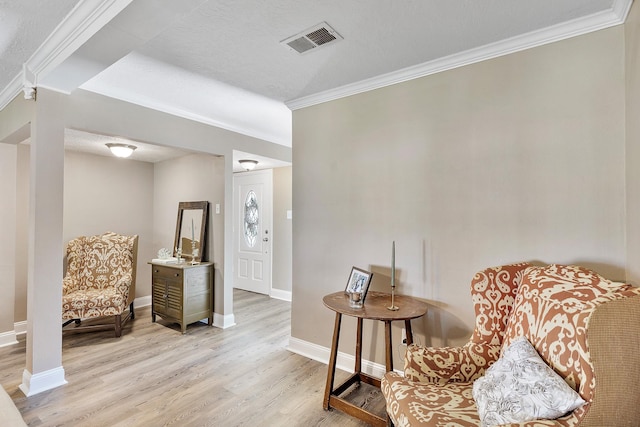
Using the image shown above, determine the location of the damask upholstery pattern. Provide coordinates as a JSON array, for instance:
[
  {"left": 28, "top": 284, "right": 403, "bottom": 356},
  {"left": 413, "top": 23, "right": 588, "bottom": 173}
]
[
  {"left": 62, "top": 232, "right": 138, "bottom": 333},
  {"left": 382, "top": 377, "right": 480, "bottom": 427},
  {"left": 382, "top": 263, "right": 640, "bottom": 426},
  {"left": 403, "top": 263, "right": 530, "bottom": 385},
  {"left": 384, "top": 263, "right": 530, "bottom": 425}
]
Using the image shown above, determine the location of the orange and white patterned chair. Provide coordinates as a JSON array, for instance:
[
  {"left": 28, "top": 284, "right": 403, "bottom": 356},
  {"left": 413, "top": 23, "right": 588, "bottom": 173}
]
[
  {"left": 62, "top": 232, "right": 138, "bottom": 337},
  {"left": 382, "top": 263, "right": 640, "bottom": 426}
]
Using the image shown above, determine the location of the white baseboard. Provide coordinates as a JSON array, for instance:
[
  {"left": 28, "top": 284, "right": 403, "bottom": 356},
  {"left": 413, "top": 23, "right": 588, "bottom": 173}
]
[
  {"left": 19, "top": 367, "right": 67, "bottom": 396},
  {"left": 270, "top": 288, "right": 292, "bottom": 302},
  {"left": 134, "top": 295, "right": 152, "bottom": 308},
  {"left": 0, "top": 330, "right": 18, "bottom": 348},
  {"left": 287, "top": 336, "right": 398, "bottom": 378},
  {"left": 0, "top": 321, "right": 27, "bottom": 346},
  {"left": 6, "top": 295, "right": 150, "bottom": 344},
  {"left": 14, "top": 320, "right": 27, "bottom": 336},
  {"left": 213, "top": 312, "right": 236, "bottom": 329}
]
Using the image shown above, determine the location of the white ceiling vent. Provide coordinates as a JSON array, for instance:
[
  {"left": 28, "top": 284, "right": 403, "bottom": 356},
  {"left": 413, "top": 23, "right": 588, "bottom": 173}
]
[{"left": 281, "top": 22, "right": 343, "bottom": 54}]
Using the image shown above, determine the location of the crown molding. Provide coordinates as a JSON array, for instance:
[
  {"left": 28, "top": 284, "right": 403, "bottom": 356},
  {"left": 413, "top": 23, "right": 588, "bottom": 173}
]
[
  {"left": 0, "top": 0, "right": 132, "bottom": 111},
  {"left": 286, "top": 0, "right": 633, "bottom": 110},
  {"left": 26, "top": 0, "right": 133, "bottom": 77},
  {"left": 0, "top": 74, "right": 22, "bottom": 111}
]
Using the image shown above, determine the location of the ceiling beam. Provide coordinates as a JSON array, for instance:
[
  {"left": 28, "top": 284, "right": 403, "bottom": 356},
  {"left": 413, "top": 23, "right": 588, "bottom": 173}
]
[{"left": 0, "top": 0, "right": 134, "bottom": 110}]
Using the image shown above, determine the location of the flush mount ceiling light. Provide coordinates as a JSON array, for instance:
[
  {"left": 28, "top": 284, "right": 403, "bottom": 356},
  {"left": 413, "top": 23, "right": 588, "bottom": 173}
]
[
  {"left": 239, "top": 159, "right": 258, "bottom": 171},
  {"left": 106, "top": 143, "right": 137, "bottom": 158}
]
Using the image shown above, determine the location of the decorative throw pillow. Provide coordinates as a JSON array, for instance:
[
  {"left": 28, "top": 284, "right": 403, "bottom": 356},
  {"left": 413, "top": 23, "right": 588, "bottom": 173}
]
[{"left": 472, "top": 336, "right": 586, "bottom": 426}]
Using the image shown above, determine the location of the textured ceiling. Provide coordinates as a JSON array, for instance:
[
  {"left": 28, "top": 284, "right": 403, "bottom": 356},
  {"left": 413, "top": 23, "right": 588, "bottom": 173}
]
[
  {"left": 62, "top": 129, "right": 193, "bottom": 164},
  {"left": 0, "top": 0, "right": 80, "bottom": 91},
  {"left": 0, "top": 0, "right": 626, "bottom": 159},
  {"left": 133, "top": 0, "right": 613, "bottom": 102}
]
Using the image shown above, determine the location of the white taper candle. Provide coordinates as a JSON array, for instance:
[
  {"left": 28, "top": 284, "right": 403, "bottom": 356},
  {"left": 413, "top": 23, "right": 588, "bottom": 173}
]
[{"left": 391, "top": 241, "right": 395, "bottom": 288}]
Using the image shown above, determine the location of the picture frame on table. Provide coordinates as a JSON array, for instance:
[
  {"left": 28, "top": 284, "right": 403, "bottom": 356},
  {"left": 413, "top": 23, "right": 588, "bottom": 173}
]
[{"left": 345, "top": 267, "right": 373, "bottom": 303}]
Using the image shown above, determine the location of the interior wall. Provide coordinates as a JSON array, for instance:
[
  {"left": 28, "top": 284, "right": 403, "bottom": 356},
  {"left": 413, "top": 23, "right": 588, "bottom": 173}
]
[
  {"left": 0, "top": 143, "right": 17, "bottom": 339},
  {"left": 291, "top": 25, "right": 626, "bottom": 366},
  {"left": 14, "top": 145, "right": 29, "bottom": 321},
  {"left": 63, "top": 151, "right": 155, "bottom": 296},
  {"left": 65, "top": 89, "right": 292, "bottom": 321},
  {"left": 0, "top": 97, "right": 33, "bottom": 326},
  {"left": 273, "top": 166, "right": 293, "bottom": 294},
  {"left": 12, "top": 149, "right": 155, "bottom": 321},
  {"left": 12, "top": 149, "right": 224, "bottom": 323},
  {"left": 5, "top": 87, "right": 289, "bottom": 328},
  {"left": 625, "top": 0, "right": 640, "bottom": 285},
  {"left": 153, "top": 153, "right": 225, "bottom": 313}
]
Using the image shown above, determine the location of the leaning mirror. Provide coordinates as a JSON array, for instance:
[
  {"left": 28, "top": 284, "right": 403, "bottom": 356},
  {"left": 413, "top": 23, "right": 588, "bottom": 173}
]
[{"left": 174, "top": 201, "right": 209, "bottom": 263}]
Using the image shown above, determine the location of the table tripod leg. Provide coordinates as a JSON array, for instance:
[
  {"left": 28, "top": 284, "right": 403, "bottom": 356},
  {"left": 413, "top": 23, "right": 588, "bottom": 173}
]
[
  {"left": 324, "top": 312, "right": 342, "bottom": 410},
  {"left": 355, "top": 317, "right": 363, "bottom": 374},
  {"left": 384, "top": 320, "right": 393, "bottom": 372},
  {"left": 404, "top": 319, "right": 414, "bottom": 346}
]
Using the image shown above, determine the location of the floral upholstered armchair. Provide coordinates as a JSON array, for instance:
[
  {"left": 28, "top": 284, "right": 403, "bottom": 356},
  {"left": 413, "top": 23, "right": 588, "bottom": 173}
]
[
  {"left": 382, "top": 263, "right": 640, "bottom": 426},
  {"left": 62, "top": 232, "right": 138, "bottom": 337}
]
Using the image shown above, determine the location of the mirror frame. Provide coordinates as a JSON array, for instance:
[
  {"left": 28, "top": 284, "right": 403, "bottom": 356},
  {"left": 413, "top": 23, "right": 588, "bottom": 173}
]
[{"left": 173, "top": 201, "right": 209, "bottom": 263}]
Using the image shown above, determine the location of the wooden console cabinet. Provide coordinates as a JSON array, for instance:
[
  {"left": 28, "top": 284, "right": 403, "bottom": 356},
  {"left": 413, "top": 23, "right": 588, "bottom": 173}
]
[{"left": 149, "top": 262, "right": 213, "bottom": 333}]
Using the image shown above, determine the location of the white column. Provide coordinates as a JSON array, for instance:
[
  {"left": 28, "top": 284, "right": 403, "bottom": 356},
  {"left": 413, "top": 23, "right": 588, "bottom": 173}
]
[
  {"left": 20, "top": 89, "right": 67, "bottom": 396},
  {"left": 215, "top": 151, "right": 236, "bottom": 328}
]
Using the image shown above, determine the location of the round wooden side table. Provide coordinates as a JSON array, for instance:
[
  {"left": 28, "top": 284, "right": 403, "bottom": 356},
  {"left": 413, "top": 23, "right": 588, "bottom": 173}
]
[{"left": 322, "top": 291, "right": 428, "bottom": 426}]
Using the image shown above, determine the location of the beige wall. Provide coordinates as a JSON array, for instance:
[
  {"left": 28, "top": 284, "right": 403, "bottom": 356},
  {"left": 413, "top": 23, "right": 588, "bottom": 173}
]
[
  {"left": 1, "top": 88, "right": 291, "bottom": 324},
  {"left": 12, "top": 149, "right": 155, "bottom": 320},
  {"left": 273, "top": 166, "right": 293, "bottom": 293},
  {"left": 10, "top": 149, "right": 227, "bottom": 323},
  {"left": 64, "top": 90, "right": 291, "bottom": 319},
  {"left": 0, "top": 144, "right": 17, "bottom": 337},
  {"left": 626, "top": 1, "right": 640, "bottom": 284},
  {"left": 6, "top": 142, "right": 286, "bottom": 327},
  {"left": 63, "top": 151, "right": 155, "bottom": 296},
  {"left": 153, "top": 153, "right": 226, "bottom": 313},
  {"left": 14, "top": 145, "right": 29, "bottom": 321},
  {"left": 292, "top": 26, "right": 626, "bottom": 366}
]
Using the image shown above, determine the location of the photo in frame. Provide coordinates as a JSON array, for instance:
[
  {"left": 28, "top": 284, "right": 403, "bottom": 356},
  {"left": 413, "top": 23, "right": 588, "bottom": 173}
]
[{"left": 345, "top": 267, "right": 373, "bottom": 303}]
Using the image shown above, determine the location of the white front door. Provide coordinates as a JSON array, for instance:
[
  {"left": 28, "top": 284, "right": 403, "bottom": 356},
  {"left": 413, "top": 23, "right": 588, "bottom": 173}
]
[{"left": 233, "top": 169, "right": 272, "bottom": 295}]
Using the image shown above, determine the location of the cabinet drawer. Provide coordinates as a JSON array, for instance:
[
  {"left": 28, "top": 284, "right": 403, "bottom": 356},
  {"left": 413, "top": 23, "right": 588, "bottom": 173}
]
[{"left": 152, "top": 265, "right": 183, "bottom": 281}]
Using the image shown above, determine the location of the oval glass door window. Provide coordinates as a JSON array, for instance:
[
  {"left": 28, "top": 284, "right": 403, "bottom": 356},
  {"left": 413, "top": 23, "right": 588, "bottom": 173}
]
[{"left": 244, "top": 190, "right": 259, "bottom": 247}]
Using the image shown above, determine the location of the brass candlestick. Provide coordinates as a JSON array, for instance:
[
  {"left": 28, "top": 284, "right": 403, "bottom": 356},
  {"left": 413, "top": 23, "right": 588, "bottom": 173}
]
[{"left": 388, "top": 286, "right": 399, "bottom": 311}]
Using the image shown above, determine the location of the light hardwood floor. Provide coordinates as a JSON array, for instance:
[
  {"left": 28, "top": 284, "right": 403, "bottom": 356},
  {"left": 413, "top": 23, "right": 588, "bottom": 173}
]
[{"left": 0, "top": 290, "right": 384, "bottom": 426}]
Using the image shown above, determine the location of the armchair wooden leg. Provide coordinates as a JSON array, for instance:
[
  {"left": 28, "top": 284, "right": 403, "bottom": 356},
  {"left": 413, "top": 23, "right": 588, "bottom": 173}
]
[
  {"left": 115, "top": 314, "right": 122, "bottom": 337},
  {"left": 62, "top": 319, "right": 81, "bottom": 327},
  {"left": 130, "top": 302, "right": 135, "bottom": 320}
]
